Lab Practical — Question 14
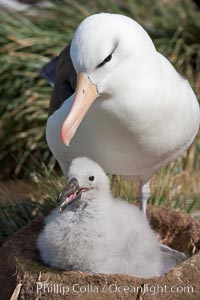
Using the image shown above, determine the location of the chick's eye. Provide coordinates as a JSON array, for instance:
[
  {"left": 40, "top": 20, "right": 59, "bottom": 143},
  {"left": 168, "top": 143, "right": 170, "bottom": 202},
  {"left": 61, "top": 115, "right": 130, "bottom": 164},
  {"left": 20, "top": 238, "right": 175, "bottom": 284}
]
[
  {"left": 88, "top": 176, "right": 95, "bottom": 182},
  {"left": 97, "top": 53, "right": 112, "bottom": 68}
]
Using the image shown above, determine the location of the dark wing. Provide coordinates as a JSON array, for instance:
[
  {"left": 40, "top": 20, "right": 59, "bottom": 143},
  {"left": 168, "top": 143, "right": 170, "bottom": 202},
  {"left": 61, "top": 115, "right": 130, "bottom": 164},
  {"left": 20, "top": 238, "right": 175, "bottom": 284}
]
[
  {"left": 40, "top": 56, "right": 58, "bottom": 87},
  {"left": 40, "top": 44, "right": 77, "bottom": 116}
]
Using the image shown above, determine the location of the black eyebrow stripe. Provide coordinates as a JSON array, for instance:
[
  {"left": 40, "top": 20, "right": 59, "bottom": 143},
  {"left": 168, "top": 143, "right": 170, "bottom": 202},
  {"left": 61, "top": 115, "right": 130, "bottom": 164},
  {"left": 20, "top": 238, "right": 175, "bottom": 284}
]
[
  {"left": 96, "top": 54, "right": 112, "bottom": 68},
  {"left": 96, "top": 42, "right": 118, "bottom": 69}
]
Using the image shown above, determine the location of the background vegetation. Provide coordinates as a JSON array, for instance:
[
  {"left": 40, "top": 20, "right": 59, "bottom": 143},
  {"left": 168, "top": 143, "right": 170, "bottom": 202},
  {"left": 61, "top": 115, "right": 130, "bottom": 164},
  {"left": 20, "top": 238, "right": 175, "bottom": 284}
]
[{"left": 0, "top": 0, "right": 200, "bottom": 245}]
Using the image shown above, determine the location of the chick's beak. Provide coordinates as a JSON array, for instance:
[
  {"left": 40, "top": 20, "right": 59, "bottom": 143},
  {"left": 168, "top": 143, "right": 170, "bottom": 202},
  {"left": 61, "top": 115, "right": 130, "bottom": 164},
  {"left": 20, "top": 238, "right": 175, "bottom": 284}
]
[
  {"left": 59, "top": 177, "right": 80, "bottom": 213},
  {"left": 60, "top": 72, "right": 98, "bottom": 146}
]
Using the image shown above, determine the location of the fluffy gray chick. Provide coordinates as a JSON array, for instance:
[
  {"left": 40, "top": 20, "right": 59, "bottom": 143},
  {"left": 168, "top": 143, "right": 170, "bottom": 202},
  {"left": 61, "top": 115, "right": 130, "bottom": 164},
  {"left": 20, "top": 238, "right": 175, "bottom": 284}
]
[{"left": 37, "top": 157, "right": 162, "bottom": 278}]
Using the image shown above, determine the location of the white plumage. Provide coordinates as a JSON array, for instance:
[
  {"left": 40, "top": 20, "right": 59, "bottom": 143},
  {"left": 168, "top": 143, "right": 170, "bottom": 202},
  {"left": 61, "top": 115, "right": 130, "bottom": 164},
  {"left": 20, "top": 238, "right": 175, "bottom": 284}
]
[
  {"left": 46, "top": 13, "right": 200, "bottom": 213},
  {"left": 37, "top": 157, "right": 162, "bottom": 278}
]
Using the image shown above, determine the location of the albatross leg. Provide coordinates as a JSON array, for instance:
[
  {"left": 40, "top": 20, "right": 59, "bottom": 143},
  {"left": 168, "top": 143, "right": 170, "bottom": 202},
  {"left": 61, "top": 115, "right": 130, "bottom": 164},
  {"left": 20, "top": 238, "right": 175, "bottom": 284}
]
[{"left": 139, "top": 181, "right": 150, "bottom": 215}]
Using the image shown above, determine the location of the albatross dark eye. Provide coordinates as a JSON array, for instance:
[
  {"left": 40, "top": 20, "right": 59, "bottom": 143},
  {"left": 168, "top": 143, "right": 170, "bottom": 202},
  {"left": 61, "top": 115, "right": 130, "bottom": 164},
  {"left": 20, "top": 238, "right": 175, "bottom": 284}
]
[
  {"left": 88, "top": 176, "right": 95, "bottom": 181},
  {"left": 97, "top": 53, "right": 112, "bottom": 68},
  {"left": 104, "top": 53, "right": 112, "bottom": 63}
]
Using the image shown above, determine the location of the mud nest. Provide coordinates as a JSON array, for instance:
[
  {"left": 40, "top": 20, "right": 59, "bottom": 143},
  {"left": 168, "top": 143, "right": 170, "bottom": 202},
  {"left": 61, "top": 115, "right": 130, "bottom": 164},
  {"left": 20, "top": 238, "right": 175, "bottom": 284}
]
[{"left": 0, "top": 205, "right": 200, "bottom": 300}]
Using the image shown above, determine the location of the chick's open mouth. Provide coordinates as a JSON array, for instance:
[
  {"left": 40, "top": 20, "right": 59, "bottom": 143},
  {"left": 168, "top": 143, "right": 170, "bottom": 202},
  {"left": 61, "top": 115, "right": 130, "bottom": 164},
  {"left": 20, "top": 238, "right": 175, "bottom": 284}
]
[{"left": 58, "top": 178, "right": 91, "bottom": 213}]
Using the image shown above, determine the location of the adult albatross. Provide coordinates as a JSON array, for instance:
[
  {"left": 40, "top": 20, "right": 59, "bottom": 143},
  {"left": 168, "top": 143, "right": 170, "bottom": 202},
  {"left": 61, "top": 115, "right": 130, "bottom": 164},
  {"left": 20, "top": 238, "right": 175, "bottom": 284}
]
[{"left": 44, "top": 13, "right": 200, "bottom": 214}]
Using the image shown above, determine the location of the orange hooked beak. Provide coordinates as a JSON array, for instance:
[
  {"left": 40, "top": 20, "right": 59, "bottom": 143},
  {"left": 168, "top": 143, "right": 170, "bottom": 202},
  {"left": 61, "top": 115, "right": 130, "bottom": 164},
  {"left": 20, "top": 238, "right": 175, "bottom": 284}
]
[{"left": 60, "top": 72, "right": 98, "bottom": 146}]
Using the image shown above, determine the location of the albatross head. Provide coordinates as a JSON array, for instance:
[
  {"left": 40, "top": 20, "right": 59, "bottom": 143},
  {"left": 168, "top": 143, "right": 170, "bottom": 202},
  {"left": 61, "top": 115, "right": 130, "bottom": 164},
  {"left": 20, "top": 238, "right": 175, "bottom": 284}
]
[
  {"left": 61, "top": 13, "right": 156, "bottom": 146},
  {"left": 59, "top": 157, "right": 110, "bottom": 212}
]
